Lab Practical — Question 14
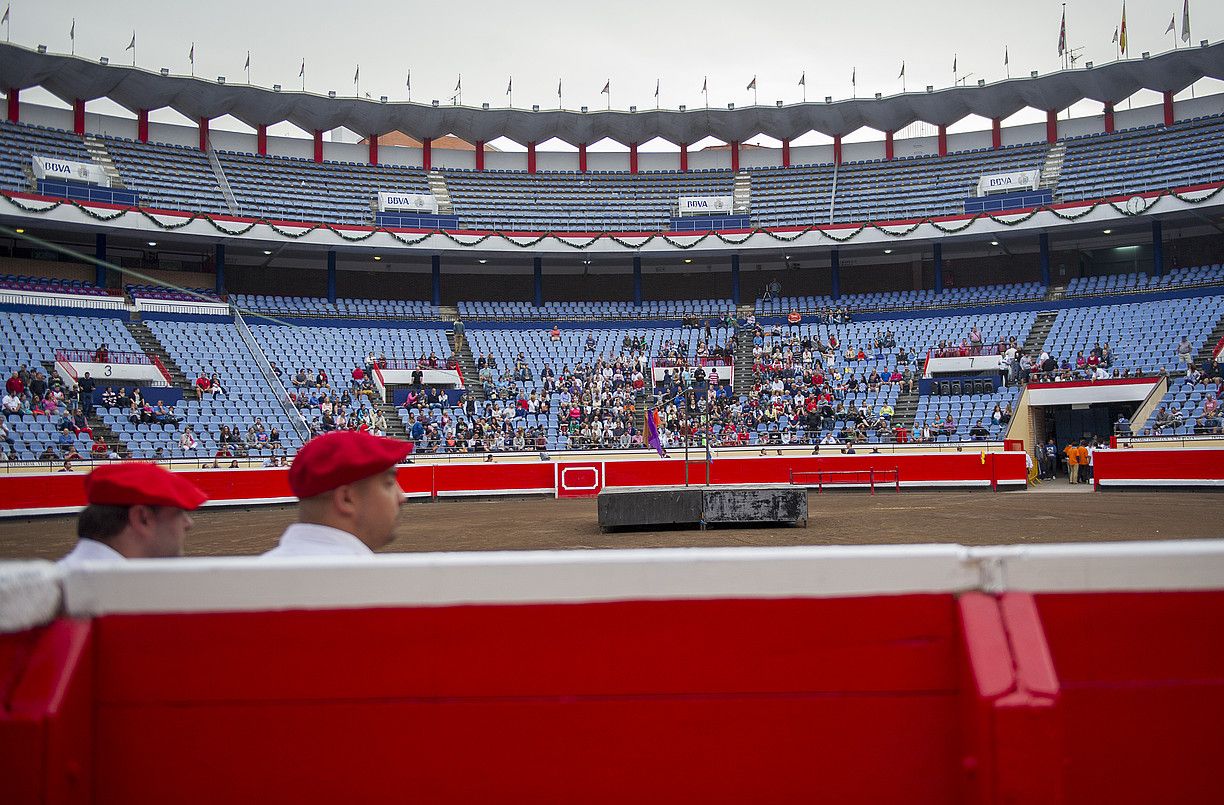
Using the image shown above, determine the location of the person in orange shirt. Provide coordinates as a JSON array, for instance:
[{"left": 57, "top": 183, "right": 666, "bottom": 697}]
[
  {"left": 1074, "top": 441, "right": 1090, "bottom": 484},
  {"left": 1064, "top": 441, "right": 1080, "bottom": 484}
]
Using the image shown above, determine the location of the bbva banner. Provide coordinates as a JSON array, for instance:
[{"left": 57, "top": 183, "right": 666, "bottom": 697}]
[
  {"left": 378, "top": 192, "right": 439, "bottom": 214},
  {"left": 677, "top": 195, "right": 735, "bottom": 215},
  {"left": 31, "top": 155, "right": 110, "bottom": 187},
  {"left": 976, "top": 170, "right": 1040, "bottom": 196}
]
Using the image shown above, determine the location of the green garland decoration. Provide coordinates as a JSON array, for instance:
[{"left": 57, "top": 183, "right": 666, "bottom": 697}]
[{"left": 4, "top": 183, "right": 1221, "bottom": 251}]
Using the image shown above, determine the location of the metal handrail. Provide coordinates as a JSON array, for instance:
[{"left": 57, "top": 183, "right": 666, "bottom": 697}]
[{"left": 230, "top": 304, "right": 311, "bottom": 444}]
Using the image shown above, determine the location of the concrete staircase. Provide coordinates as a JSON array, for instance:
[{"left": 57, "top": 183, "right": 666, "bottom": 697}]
[
  {"left": 732, "top": 171, "right": 751, "bottom": 214},
  {"left": 83, "top": 135, "right": 127, "bottom": 189},
  {"left": 1195, "top": 310, "right": 1224, "bottom": 367},
  {"left": 123, "top": 321, "right": 192, "bottom": 391},
  {"left": 1039, "top": 141, "right": 1067, "bottom": 197},
  {"left": 205, "top": 143, "right": 242, "bottom": 215},
  {"left": 732, "top": 308, "right": 755, "bottom": 397},
  {"left": 890, "top": 384, "right": 921, "bottom": 431},
  {"left": 428, "top": 171, "right": 454, "bottom": 214},
  {"left": 376, "top": 397, "right": 412, "bottom": 440},
  {"left": 451, "top": 322, "right": 485, "bottom": 403},
  {"left": 1022, "top": 311, "right": 1059, "bottom": 356},
  {"left": 41, "top": 359, "right": 131, "bottom": 458}
]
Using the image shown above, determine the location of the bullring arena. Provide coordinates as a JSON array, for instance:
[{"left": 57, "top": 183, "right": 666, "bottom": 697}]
[{"left": 2, "top": 3, "right": 1224, "bottom": 802}]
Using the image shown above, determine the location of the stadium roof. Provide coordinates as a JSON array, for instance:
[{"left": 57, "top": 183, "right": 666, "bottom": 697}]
[{"left": 2, "top": 41, "right": 1222, "bottom": 144}]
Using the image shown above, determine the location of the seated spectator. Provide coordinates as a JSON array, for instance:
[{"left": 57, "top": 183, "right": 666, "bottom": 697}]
[
  {"left": 179, "top": 427, "right": 199, "bottom": 451},
  {"left": 101, "top": 386, "right": 118, "bottom": 408},
  {"left": 195, "top": 373, "right": 213, "bottom": 399},
  {"left": 209, "top": 373, "right": 228, "bottom": 396},
  {"left": 94, "top": 343, "right": 109, "bottom": 362},
  {"left": 1115, "top": 414, "right": 1131, "bottom": 436},
  {"left": 550, "top": 325, "right": 561, "bottom": 342},
  {"left": 969, "top": 420, "right": 990, "bottom": 440}
]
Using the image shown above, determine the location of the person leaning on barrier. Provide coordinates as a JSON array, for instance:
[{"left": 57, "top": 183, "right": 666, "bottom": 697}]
[
  {"left": 57, "top": 463, "right": 208, "bottom": 568},
  {"left": 263, "top": 430, "right": 412, "bottom": 558}
]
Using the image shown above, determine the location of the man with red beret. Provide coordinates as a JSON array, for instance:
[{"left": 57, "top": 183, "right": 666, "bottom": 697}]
[
  {"left": 264, "top": 430, "right": 412, "bottom": 557},
  {"left": 57, "top": 463, "right": 209, "bottom": 568}
]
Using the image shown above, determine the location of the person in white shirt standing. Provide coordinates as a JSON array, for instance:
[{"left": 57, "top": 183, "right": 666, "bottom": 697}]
[
  {"left": 264, "top": 430, "right": 412, "bottom": 557},
  {"left": 58, "top": 463, "right": 208, "bottom": 568}
]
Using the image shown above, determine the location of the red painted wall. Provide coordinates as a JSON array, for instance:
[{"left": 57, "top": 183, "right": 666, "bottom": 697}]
[
  {"left": 5, "top": 590, "right": 1223, "bottom": 803},
  {"left": 1093, "top": 448, "right": 1224, "bottom": 487},
  {"left": 0, "top": 452, "right": 1030, "bottom": 514}
]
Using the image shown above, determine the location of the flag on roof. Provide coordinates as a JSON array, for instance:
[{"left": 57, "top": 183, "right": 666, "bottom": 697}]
[
  {"left": 898, "top": 61, "right": 905, "bottom": 78},
  {"left": 1182, "top": 0, "right": 1191, "bottom": 43},
  {"left": 701, "top": 76, "right": 707, "bottom": 93},
  {"left": 1057, "top": 9, "right": 1067, "bottom": 56},
  {"left": 70, "top": 19, "right": 74, "bottom": 41},
  {"left": 244, "top": 52, "right": 250, "bottom": 71},
  {"left": 126, "top": 32, "right": 135, "bottom": 51},
  {"left": 506, "top": 76, "right": 511, "bottom": 94},
  {"left": 189, "top": 43, "right": 195, "bottom": 63},
  {"left": 1, "top": 6, "right": 9, "bottom": 26},
  {"left": 746, "top": 75, "right": 756, "bottom": 91},
  {"left": 798, "top": 71, "right": 805, "bottom": 87},
  {"left": 1165, "top": 15, "right": 1175, "bottom": 35},
  {"left": 354, "top": 65, "right": 360, "bottom": 84},
  {"left": 1120, "top": 3, "right": 1128, "bottom": 54},
  {"left": 654, "top": 79, "right": 659, "bottom": 97},
  {"left": 601, "top": 80, "right": 609, "bottom": 94},
  {"left": 299, "top": 60, "right": 305, "bottom": 77}
]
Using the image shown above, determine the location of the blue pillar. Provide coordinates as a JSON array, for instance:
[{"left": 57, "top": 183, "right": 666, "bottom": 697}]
[
  {"left": 1152, "top": 219, "right": 1163, "bottom": 277},
  {"left": 326, "top": 250, "right": 337, "bottom": 303},
  {"left": 1039, "top": 233, "right": 1051, "bottom": 286},
  {"left": 830, "top": 248, "right": 841, "bottom": 301},
  {"left": 730, "top": 254, "right": 741, "bottom": 305},
  {"left": 431, "top": 254, "right": 441, "bottom": 306},
  {"left": 94, "top": 233, "right": 107, "bottom": 287},
  {"left": 933, "top": 242, "right": 944, "bottom": 295},
  {"left": 214, "top": 244, "right": 226, "bottom": 296},
  {"left": 533, "top": 256, "right": 543, "bottom": 307},
  {"left": 632, "top": 255, "right": 642, "bottom": 306}
]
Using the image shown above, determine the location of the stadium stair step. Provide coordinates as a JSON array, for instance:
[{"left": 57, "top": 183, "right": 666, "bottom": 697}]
[
  {"left": 122, "top": 320, "right": 192, "bottom": 391},
  {"left": 428, "top": 171, "right": 454, "bottom": 215},
  {"left": 1038, "top": 140, "right": 1067, "bottom": 197},
  {"left": 732, "top": 171, "right": 751, "bottom": 214},
  {"left": 890, "top": 385, "right": 921, "bottom": 431},
  {"left": 82, "top": 135, "right": 127, "bottom": 190},
  {"left": 1194, "top": 311, "right": 1224, "bottom": 367},
  {"left": 204, "top": 143, "right": 242, "bottom": 215},
  {"left": 1022, "top": 310, "right": 1059, "bottom": 355},
  {"left": 374, "top": 397, "right": 412, "bottom": 440},
  {"left": 451, "top": 323, "right": 485, "bottom": 403},
  {"left": 732, "top": 320, "right": 754, "bottom": 398}
]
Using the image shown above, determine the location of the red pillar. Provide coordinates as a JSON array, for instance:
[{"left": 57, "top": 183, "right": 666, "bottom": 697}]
[
  {"left": 1103, "top": 102, "right": 1115, "bottom": 134},
  {"left": 629, "top": 142, "right": 638, "bottom": 174},
  {"left": 73, "top": 99, "right": 85, "bottom": 135},
  {"left": 578, "top": 143, "right": 587, "bottom": 173},
  {"left": 1045, "top": 110, "right": 1058, "bottom": 143},
  {"left": 527, "top": 141, "right": 536, "bottom": 174},
  {"left": 256, "top": 124, "right": 267, "bottom": 155},
  {"left": 475, "top": 141, "right": 485, "bottom": 171},
  {"left": 1162, "top": 91, "right": 1174, "bottom": 126},
  {"left": 937, "top": 125, "right": 947, "bottom": 157},
  {"left": 991, "top": 118, "right": 1002, "bottom": 149},
  {"left": 421, "top": 137, "right": 432, "bottom": 171},
  {"left": 781, "top": 139, "right": 791, "bottom": 167},
  {"left": 199, "top": 117, "right": 210, "bottom": 151},
  {"left": 368, "top": 136, "right": 378, "bottom": 165},
  {"left": 679, "top": 143, "right": 688, "bottom": 172},
  {"left": 833, "top": 135, "right": 843, "bottom": 166},
  {"left": 137, "top": 109, "right": 149, "bottom": 142},
  {"left": 6, "top": 88, "right": 18, "bottom": 122},
  {"left": 885, "top": 131, "right": 894, "bottom": 161},
  {"left": 312, "top": 130, "right": 323, "bottom": 162},
  {"left": 730, "top": 141, "right": 739, "bottom": 172}
]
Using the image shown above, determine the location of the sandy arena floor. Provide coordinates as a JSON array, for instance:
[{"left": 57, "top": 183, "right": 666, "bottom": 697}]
[{"left": 1, "top": 487, "right": 1220, "bottom": 561}]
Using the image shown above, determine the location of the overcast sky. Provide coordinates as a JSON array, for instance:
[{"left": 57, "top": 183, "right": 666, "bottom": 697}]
[{"left": 7, "top": 0, "right": 1222, "bottom": 149}]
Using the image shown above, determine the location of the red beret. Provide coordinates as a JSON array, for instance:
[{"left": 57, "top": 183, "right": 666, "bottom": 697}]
[
  {"left": 85, "top": 463, "right": 209, "bottom": 510},
  {"left": 288, "top": 431, "right": 413, "bottom": 499}
]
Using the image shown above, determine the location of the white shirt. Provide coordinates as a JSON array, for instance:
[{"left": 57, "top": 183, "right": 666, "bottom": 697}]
[
  {"left": 263, "top": 523, "right": 374, "bottom": 558},
  {"left": 57, "top": 539, "right": 127, "bottom": 569}
]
